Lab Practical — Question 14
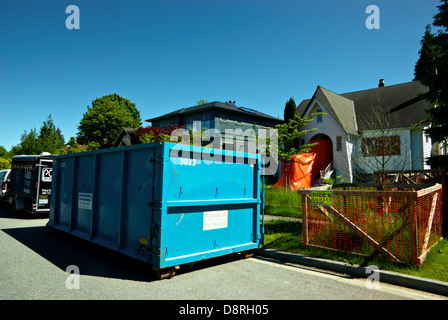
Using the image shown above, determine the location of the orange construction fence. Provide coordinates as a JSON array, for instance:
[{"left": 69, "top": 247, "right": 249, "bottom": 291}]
[{"left": 298, "top": 184, "right": 443, "bottom": 266}]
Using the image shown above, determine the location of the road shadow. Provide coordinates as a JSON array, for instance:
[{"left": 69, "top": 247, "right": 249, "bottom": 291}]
[
  {"left": 0, "top": 206, "right": 49, "bottom": 220},
  {"left": 1, "top": 207, "right": 250, "bottom": 282},
  {"left": 2, "top": 224, "right": 159, "bottom": 282}
]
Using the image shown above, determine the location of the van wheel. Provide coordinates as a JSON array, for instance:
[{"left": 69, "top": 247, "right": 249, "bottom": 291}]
[
  {"left": 11, "top": 198, "right": 24, "bottom": 214},
  {"left": 11, "top": 199, "right": 16, "bottom": 214}
]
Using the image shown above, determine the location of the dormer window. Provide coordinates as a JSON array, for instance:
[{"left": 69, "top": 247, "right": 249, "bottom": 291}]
[{"left": 317, "top": 109, "right": 322, "bottom": 123}]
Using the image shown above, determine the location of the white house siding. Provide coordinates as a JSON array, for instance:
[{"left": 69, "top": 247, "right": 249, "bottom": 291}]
[
  {"left": 421, "top": 127, "right": 432, "bottom": 169},
  {"left": 344, "top": 137, "right": 355, "bottom": 183},
  {"left": 409, "top": 127, "right": 432, "bottom": 170},
  {"left": 301, "top": 99, "right": 354, "bottom": 183}
]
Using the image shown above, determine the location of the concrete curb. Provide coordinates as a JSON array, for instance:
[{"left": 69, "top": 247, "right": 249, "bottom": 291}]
[{"left": 255, "top": 247, "right": 448, "bottom": 297}]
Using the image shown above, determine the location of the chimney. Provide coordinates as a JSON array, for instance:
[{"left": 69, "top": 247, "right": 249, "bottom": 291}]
[{"left": 378, "top": 79, "right": 385, "bottom": 87}]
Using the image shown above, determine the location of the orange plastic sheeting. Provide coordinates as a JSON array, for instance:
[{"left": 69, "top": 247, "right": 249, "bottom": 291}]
[{"left": 274, "top": 139, "right": 333, "bottom": 190}]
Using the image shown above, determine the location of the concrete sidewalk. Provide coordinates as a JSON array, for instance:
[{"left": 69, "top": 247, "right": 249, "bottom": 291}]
[
  {"left": 258, "top": 215, "right": 448, "bottom": 297},
  {"left": 262, "top": 215, "right": 302, "bottom": 223}
]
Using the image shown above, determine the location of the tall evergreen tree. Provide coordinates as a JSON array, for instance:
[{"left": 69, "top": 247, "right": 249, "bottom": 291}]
[
  {"left": 38, "top": 115, "right": 65, "bottom": 153},
  {"left": 282, "top": 97, "right": 300, "bottom": 150},
  {"left": 414, "top": 0, "right": 448, "bottom": 169},
  {"left": 414, "top": 25, "right": 438, "bottom": 81},
  {"left": 283, "top": 97, "right": 297, "bottom": 123},
  {"left": 17, "top": 115, "right": 65, "bottom": 155}
]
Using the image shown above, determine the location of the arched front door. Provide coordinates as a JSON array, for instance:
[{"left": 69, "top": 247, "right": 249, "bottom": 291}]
[{"left": 309, "top": 134, "right": 333, "bottom": 183}]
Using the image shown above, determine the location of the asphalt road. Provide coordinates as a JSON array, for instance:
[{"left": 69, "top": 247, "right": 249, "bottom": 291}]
[{"left": 1, "top": 206, "right": 446, "bottom": 305}]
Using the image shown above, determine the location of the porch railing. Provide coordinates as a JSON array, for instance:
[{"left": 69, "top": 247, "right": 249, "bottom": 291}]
[{"left": 320, "top": 161, "right": 334, "bottom": 179}]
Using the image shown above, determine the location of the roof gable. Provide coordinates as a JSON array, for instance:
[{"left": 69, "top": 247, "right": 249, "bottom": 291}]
[
  {"left": 298, "top": 81, "right": 433, "bottom": 134},
  {"left": 301, "top": 86, "right": 358, "bottom": 135}
]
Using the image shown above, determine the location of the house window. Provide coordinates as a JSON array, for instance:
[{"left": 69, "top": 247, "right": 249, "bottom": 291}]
[
  {"left": 157, "top": 120, "right": 171, "bottom": 127},
  {"left": 336, "top": 136, "right": 342, "bottom": 151},
  {"left": 361, "top": 135, "right": 401, "bottom": 156},
  {"left": 316, "top": 109, "right": 322, "bottom": 123},
  {"left": 185, "top": 114, "right": 214, "bottom": 131},
  {"left": 390, "top": 136, "right": 401, "bottom": 155}
]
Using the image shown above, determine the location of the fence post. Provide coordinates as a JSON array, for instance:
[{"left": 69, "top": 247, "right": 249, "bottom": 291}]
[
  {"left": 301, "top": 193, "right": 308, "bottom": 246},
  {"left": 442, "top": 170, "right": 448, "bottom": 237},
  {"left": 409, "top": 194, "right": 419, "bottom": 265}
]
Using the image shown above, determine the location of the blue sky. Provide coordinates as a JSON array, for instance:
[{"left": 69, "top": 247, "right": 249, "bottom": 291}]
[{"left": 0, "top": 0, "right": 440, "bottom": 151}]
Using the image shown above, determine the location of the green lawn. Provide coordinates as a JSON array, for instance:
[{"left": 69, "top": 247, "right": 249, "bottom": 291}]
[{"left": 264, "top": 185, "right": 302, "bottom": 218}]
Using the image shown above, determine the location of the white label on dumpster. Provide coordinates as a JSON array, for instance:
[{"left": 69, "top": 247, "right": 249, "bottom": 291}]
[
  {"left": 203, "top": 210, "right": 228, "bottom": 231},
  {"left": 78, "top": 193, "right": 92, "bottom": 210}
]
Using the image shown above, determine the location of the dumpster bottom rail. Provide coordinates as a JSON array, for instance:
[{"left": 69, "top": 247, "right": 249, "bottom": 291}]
[{"left": 155, "top": 249, "right": 256, "bottom": 279}]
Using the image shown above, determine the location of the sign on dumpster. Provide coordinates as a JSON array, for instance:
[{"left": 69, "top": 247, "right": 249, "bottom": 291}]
[{"left": 311, "top": 190, "right": 333, "bottom": 206}]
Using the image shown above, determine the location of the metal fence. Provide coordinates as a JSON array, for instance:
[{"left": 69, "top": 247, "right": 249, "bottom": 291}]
[{"left": 298, "top": 184, "right": 443, "bottom": 266}]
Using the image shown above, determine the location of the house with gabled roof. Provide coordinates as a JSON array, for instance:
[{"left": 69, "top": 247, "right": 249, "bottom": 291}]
[
  {"left": 145, "top": 101, "right": 282, "bottom": 152},
  {"left": 297, "top": 80, "right": 439, "bottom": 183}
]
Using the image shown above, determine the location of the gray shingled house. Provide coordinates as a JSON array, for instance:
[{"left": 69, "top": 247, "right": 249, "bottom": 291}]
[
  {"left": 297, "top": 80, "right": 440, "bottom": 183},
  {"left": 145, "top": 101, "right": 282, "bottom": 152}
]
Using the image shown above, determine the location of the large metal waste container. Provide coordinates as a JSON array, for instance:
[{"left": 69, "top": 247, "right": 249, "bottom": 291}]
[{"left": 47, "top": 142, "right": 262, "bottom": 278}]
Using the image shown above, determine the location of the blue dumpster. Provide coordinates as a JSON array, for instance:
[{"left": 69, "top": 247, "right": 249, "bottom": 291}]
[{"left": 47, "top": 142, "right": 262, "bottom": 278}]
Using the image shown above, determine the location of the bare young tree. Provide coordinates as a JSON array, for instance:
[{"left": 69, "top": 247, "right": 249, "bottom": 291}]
[{"left": 352, "top": 102, "right": 413, "bottom": 189}]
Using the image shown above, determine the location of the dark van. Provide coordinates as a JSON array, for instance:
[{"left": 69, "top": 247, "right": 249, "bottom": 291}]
[{"left": 9, "top": 153, "right": 53, "bottom": 214}]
